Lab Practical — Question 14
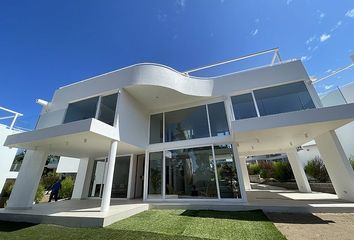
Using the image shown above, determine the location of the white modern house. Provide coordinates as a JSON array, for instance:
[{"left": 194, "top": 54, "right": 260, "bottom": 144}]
[
  {"left": 0, "top": 107, "right": 23, "bottom": 198},
  {"left": 4, "top": 48, "right": 354, "bottom": 214}
]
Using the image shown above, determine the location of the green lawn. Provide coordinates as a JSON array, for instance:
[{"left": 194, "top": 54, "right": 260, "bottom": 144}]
[{"left": 0, "top": 209, "right": 286, "bottom": 240}]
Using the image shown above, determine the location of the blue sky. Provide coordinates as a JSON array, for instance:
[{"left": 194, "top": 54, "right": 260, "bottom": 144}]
[{"left": 0, "top": 0, "right": 353, "bottom": 129}]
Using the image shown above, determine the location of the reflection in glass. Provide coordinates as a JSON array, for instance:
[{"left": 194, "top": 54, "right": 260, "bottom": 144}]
[
  {"left": 63, "top": 97, "right": 99, "bottom": 123},
  {"left": 165, "top": 105, "right": 209, "bottom": 142},
  {"left": 231, "top": 93, "right": 258, "bottom": 120},
  {"left": 207, "top": 102, "right": 230, "bottom": 136},
  {"left": 254, "top": 81, "right": 315, "bottom": 116},
  {"left": 214, "top": 145, "right": 241, "bottom": 198},
  {"left": 148, "top": 152, "right": 163, "bottom": 198},
  {"left": 98, "top": 93, "right": 118, "bottom": 126},
  {"left": 149, "top": 113, "right": 163, "bottom": 144},
  {"left": 165, "top": 146, "right": 217, "bottom": 199},
  {"left": 89, "top": 159, "right": 106, "bottom": 197},
  {"left": 111, "top": 156, "right": 131, "bottom": 198}
]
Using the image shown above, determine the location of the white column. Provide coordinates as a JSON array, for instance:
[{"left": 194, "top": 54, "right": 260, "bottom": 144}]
[
  {"left": 232, "top": 144, "right": 248, "bottom": 202},
  {"left": 6, "top": 150, "right": 48, "bottom": 209},
  {"left": 239, "top": 156, "right": 251, "bottom": 191},
  {"left": 81, "top": 158, "right": 95, "bottom": 199},
  {"left": 100, "top": 141, "right": 118, "bottom": 212},
  {"left": 72, "top": 158, "right": 89, "bottom": 199},
  {"left": 315, "top": 130, "right": 354, "bottom": 201},
  {"left": 286, "top": 149, "right": 312, "bottom": 193}
]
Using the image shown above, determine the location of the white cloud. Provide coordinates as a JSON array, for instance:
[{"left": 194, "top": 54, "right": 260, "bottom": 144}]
[
  {"left": 320, "top": 34, "right": 331, "bottom": 42},
  {"left": 324, "top": 84, "right": 334, "bottom": 90},
  {"left": 306, "top": 35, "right": 316, "bottom": 45},
  {"left": 345, "top": 8, "right": 354, "bottom": 18},
  {"left": 254, "top": 18, "right": 260, "bottom": 23},
  {"left": 331, "top": 21, "right": 342, "bottom": 32},
  {"left": 286, "top": 0, "right": 293, "bottom": 5},
  {"left": 319, "top": 12, "right": 325, "bottom": 19},
  {"left": 176, "top": 0, "right": 186, "bottom": 8},
  {"left": 325, "top": 69, "right": 332, "bottom": 73},
  {"left": 301, "top": 56, "right": 312, "bottom": 61},
  {"left": 251, "top": 29, "right": 258, "bottom": 36}
]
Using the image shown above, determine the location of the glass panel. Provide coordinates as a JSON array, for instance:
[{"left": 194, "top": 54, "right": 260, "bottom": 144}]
[
  {"left": 63, "top": 97, "right": 99, "bottom": 123},
  {"left": 208, "top": 102, "right": 230, "bottom": 137},
  {"left": 214, "top": 144, "right": 241, "bottom": 198},
  {"left": 98, "top": 93, "right": 118, "bottom": 126},
  {"left": 231, "top": 93, "right": 258, "bottom": 120},
  {"left": 149, "top": 113, "right": 163, "bottom": 144},
  {"left": 165, "top": 105, "right": 209, "bottom": 142},
  {"left": 254, "top": 81, "right": 315, "bottom": 116},
  {"left": 148, "top": 152, "right": 163, "bottom": 199},
  {"left": 165, "top": 146, "right": 217, "bottom": 199},
  {"left": 111, "top": 156, "right": 131, "bottom": 198},
  {"left": 89, "top": 159, "right": 106, "bottom": 197}
]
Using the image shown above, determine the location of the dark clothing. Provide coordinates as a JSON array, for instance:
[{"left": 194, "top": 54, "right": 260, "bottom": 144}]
[
  {"left": 52, "top": 181, "right": 61, "bottom": 193},
  {"left": 49, "top": 191, "right": 59, "bottom": 202},
  {"left": 48, "top": 181, "right": 61, "bottom": 202}
]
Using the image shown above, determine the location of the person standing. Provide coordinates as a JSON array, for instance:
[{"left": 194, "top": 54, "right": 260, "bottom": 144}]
[{"left": 48, "top": 178, "right": 63, "bottom": 202}]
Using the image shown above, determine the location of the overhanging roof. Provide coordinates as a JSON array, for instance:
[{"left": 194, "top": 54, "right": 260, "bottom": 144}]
[
  {"left": 232, "top": 103, "right": 354, "bottom": 156},
  {"left": 4, "top": 118, "right": 142, "bottom": 158}
]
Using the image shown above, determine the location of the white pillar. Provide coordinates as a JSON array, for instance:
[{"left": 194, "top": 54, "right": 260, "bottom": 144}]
[
  {"left": 232, "top": 144, "right": 248, "bottom": 202},
  {"left": 100, "top": 141, "right": 118, "bottom": 212},
  {"left": 239, "top": 156, "right": 251, "bottom": 191},
  {"left": 315, "top": 130, "right": 354, "bottom": 201},
  {"left": 286, "top": 149, "right": 312, "bottom": 193},
  {"left": 6, "top": 150, "right": 48, "bottom": 209},
  {"left": 81, "top": 158, "right": 95, "bottom": 199},
  {"left": 72, "top": 158, "right": 89, "bottom": 199}
]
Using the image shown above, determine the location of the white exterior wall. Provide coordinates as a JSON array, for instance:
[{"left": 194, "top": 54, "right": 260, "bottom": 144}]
[
  {"left": 56, "top": 156, "right": 80, "bottom": 173},
  {"left": 0, "top": 125, "right": 20, "bottom": 193}
]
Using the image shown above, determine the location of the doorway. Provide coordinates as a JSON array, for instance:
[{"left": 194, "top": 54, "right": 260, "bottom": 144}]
[{"left": 134, "top": 154, "right": 145, "bottom": 199}]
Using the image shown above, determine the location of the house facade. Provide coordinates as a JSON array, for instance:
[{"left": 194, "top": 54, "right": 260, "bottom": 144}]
[{"left": 4, "top": 50, "right": 354, "bottom": 212}]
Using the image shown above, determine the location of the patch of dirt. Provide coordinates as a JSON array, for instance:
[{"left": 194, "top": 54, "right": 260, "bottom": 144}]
[{"left": 266, "top": 212, "right": 354, "bottom": 240}]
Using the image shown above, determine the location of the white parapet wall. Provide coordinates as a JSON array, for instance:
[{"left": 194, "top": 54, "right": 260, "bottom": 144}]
[{"left": 56, "top": 156, "right": 80, "bottom": 174}]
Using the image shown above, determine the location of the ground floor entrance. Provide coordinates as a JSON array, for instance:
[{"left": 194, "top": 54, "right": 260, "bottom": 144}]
[{"left": 89, "top": 154, "right": 145, "bottom": 199}]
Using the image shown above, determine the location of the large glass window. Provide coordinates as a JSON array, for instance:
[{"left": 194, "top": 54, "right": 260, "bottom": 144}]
[
  {"left": 165, "top": 146, "right": 217, "bottom": 199},
  {"left": 165, "top": 106, "right": 209, "bottom": 142},
  {"left": 207, "top": 102, "right": 230, "bottom": 136},
  {"left": 231, "top": 93, "right": 258, "bottom": 120},
  {"left": 214, "top": 145, "right": 241, "bottom": 198},
  {"left": 149, "top": 113, "right": 163, "bottom": 144},
  {"left": 97, "top": 93, "right": 118, "bottom": 126},
  {"left": 63, "top": 97, "right": 99, "bottom": 124},
  {"left": 148, "top": 152, "right": 163, "bottom": 199},
  {"left": 254, "top": 81, "right": 315, "bottom": 116},
  {"left": 111, "top": 156, "right": 131, "bottom": 198}
]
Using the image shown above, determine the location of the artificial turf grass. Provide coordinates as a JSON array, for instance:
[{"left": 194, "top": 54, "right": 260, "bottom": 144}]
[{"left": 0, "top": 209, "right": 286, "bottom": 240}]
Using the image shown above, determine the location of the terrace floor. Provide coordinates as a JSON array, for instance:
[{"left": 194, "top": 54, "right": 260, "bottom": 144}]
[{"left": 0, "top": 187, "right": 353, "bottom": 228}]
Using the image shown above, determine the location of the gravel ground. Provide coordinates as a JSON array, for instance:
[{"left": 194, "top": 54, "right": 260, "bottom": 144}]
[{"left": 266, "top": 212, "right": 354, "bottom": 240}]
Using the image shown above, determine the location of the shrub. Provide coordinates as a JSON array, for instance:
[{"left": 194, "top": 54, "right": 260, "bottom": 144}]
[
  {"left": 272, "top": 161, "right": 294, "bottom": 182},
  {"left": 1, "top": 181, "right": 15, "bottom": 198},
  {"left": 60, "top": 177, "right": 74, "bottom": 199},
  {"left": 248, "top": 163, "right": 261, "bottom": 175},
  {"left": 35, "top": 183, "right": 45, "bottom": 203},
  {"left": 42, "top": 175, "right": 60, "bottom": 190},
  {"left": 259, "top": 161, "right": 274, "bottom": 179},
  {"left": 304, "top": 156, "right": 330, "bottom": 182}
]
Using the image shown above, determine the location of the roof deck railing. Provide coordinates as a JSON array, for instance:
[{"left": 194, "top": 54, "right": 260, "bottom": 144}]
[
  {"left": 183, "top": 47, "right": 282, "bottom": 76},
  {"left": 0, "top": 106, "right": 23, "bottom": 130}
]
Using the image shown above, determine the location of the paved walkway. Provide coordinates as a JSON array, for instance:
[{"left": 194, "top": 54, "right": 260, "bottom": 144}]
[{"left": 266, "top": 212, "right": 354, "bottom": 240}]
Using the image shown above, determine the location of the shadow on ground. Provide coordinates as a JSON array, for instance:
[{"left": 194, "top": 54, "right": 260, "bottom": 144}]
[
  {"left": 0, "top": 221, "right": 38, "bottom": 232},
  {"left": 265, "top": 212, "right": 335, "bottom": 224},
  {"left": 180, "top": 209, "right": 269, "bottom": 221}
]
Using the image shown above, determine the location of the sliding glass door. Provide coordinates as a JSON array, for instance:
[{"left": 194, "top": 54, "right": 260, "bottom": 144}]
[
  {"left": 89, "top": 156, "right": 131, "bottom": 198},
  {"left": 147, "top": 144, "right": 242, "bottom": 200}
]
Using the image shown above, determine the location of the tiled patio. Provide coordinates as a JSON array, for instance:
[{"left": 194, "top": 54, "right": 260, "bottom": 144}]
[{"left": 0, "top": 188, "right": 353, "bottom": 228}]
